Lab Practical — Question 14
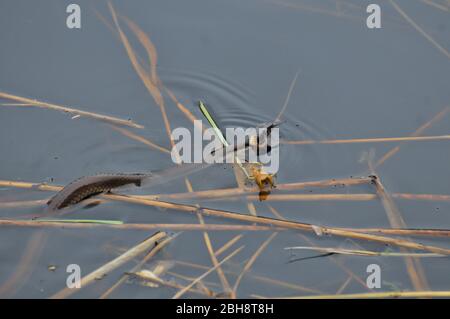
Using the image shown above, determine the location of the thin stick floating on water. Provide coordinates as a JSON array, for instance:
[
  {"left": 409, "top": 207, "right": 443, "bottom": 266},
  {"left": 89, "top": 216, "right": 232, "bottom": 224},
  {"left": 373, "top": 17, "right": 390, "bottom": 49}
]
[
  {"left": 0, "top": 219, "right": 277, "bottom": 231},
  {"left": 282, "top": 135, "right": 450, "bottom": 145},
  {"left": 0, "top": 92, "right": 144, "bottom": 129}
]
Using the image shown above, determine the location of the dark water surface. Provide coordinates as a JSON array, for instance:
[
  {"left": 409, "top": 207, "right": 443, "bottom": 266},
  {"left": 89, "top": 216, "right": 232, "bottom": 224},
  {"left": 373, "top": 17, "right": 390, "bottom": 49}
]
[{"left": 1, "top": 0, "right": 450, "bottom": 298}]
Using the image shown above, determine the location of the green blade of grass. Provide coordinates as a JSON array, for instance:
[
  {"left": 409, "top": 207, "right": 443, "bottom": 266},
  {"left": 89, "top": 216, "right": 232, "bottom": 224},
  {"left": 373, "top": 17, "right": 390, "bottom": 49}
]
[{"left": 198, "top": 101, "right": 250, "bottom": 178}]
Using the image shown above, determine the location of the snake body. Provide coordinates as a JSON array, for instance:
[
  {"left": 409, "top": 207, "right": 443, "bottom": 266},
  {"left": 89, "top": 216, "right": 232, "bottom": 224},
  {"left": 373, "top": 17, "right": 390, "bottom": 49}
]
[{"left": 47, "top": 173, "right": 152, "bottom": 212}]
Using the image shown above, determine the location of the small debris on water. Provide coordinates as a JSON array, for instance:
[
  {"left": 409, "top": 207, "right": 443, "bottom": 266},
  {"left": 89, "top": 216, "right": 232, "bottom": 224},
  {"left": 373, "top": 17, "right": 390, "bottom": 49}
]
[
  {"left": 48, "top": 265, "right": 57, "bottom": 272},
  {"left": 312, "top": 225, "right": 324, "bottom": 236}
]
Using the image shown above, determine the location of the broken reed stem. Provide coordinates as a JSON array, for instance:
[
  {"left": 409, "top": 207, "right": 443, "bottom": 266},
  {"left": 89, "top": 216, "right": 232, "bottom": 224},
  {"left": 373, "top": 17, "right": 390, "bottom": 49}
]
[
  {"left": 3, "top": 219, "right": 450, "bottom": 238},
  {"left": 372, "top": 175, "right": 429, "bottom": 291},
  {"left": 2, "top": 179, "right": 450, "bottom": 250},
  {"left": 0, "top": 92, "right": 144, "bottom": 129},
  {"left": 282, "top": 135, "right": 450, "bottom": 145},
  {"left": 0, "top": 220, "right": 276, "bottom": 232},
  {"left": 100, "top": 235, "right": 175, "bottom": 299},
  {"left": 211, "top": 194, "right": 377, "bottom": 202},
  {"left": 215, "top": 235, "right": 244, "bottom": 257},
  {"left": 102, "top": 193, "right": 450, "bottom": 255},
  {"left": 375, "top": 106, "right": 450, "bottom": 168},
  {"left": 185, "top": 178, "right": 233, "bottom": 297},
  {"left": 2, "top": 177, "right": 450, "bottom": 251},
  {"left": 146, "top": 177, "right": 373, "bottom": 201},
  {"left": 51, "top": 232, "right": 167, "bottom": 299}
]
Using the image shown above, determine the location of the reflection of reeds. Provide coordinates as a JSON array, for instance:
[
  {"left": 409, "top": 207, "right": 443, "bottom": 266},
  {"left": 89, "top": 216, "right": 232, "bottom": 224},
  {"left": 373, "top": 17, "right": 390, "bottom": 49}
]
[{"left": 389, "top": 0, "right": 450, "bottom": 59}]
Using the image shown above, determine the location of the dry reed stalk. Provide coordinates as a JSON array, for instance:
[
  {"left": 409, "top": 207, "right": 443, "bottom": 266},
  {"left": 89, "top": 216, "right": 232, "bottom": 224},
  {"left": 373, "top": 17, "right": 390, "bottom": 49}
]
[
  {"left": 282, "top": 134, "right": 450, "bottom": 145},
  {"left": 371, "top": 175, "right": 429, "bottom": 290},
  {"left": 145, "top": 177, "right": 373, "bottom": 201},
  {"left": 0, "top": 180, "right": 61, "bottom": 191},
  {"left": 51, "top": 232, "right": 167, "bottom": 299},
  {"left": 0, "top": 199, "right": 47, "bottom": 208},
  {"left": 108, "top": 3, "right": 174, "bottom": 149},
  {"left": 165, "top": 88, "right": 199, "bottom": 126},
  {"left": 104, "top": 194, "right": 450, "bottom": 255},
  {"left": 121, "top": 16, "right": 161, "bottom": 87},
  {"left": 0, "top": 92, "right": 143, "bottom": 128},
  {"left": 0, "top": 219, "right": 276, "bottom": 231},
  {"left": 392, "top": 193, "right": 450, "bottom": 201},
  {"left": 143, "top": 191, "right": 450, "bottom": 203},
  {"left": 100, "top": 235, "right": 174, "bottom": 299},
  {"left": 215, "top": 235, "right": 244, "bottom": 257},
  {"left": 339, "top": 227, "right": 450, "bottom": 237},
  {"left": 3, "top": 180, "right": 450, "bottom": 253}
]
